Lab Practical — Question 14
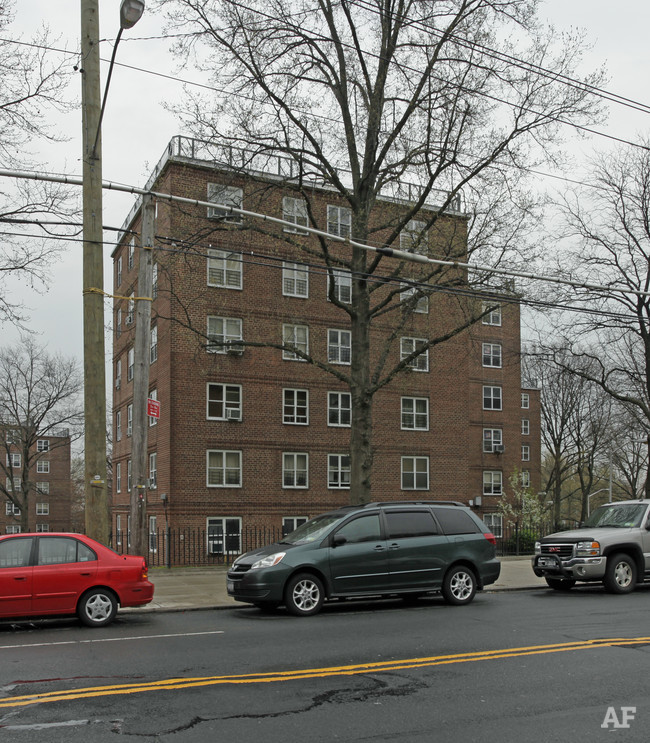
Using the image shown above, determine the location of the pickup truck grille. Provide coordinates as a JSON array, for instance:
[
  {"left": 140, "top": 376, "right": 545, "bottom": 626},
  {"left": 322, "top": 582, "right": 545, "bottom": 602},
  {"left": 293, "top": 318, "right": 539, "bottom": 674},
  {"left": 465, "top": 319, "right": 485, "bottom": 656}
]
[{"left": 540, "top": 543, "right": 574, "bottom": 559}]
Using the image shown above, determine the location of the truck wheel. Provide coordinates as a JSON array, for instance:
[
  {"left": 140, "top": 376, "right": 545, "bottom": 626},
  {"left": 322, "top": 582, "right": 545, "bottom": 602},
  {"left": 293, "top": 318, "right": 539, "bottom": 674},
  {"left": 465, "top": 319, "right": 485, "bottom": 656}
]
[
  {"left": 284, "top": 573, "right": 324, "bottom": 616},
  {"left": 545, "top": 576, "right": 576, "bottom": 591},
  {"left": 603, "top": 553, "right": 637, "bottom": 594}
]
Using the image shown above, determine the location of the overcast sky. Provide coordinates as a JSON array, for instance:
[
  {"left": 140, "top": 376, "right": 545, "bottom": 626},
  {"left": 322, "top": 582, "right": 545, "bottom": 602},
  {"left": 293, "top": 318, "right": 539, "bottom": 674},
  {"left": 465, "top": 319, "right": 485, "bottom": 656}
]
[{"left": 7, "top": 0, "right": 650, "bottom": 365}]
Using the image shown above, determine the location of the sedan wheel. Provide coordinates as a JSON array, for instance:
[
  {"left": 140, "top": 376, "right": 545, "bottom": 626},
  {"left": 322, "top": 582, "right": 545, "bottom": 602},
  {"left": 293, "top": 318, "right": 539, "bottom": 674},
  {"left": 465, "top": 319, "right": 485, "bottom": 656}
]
[
  {"left": 284, "top": 573, "right": 324, "bottom": 617},
  {"left": 442, "top": 565, "right": 477, "bottom": 606},
  {"left": 77, "top": 589, "right": 118, "bottom": 627}
]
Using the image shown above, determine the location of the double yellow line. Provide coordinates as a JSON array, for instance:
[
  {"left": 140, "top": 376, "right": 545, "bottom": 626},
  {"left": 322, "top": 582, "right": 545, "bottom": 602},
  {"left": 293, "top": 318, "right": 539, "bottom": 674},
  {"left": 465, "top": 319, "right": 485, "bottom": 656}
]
[{"left": 1, "top": 636, "right": 648, "bottom": 709}]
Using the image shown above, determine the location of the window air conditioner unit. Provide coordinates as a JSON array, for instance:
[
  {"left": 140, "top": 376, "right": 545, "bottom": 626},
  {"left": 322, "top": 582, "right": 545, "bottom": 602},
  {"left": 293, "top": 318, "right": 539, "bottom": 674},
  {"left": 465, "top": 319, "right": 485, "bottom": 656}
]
[
  {"left": 227, "top": 343, "right": 244, "bottom": 355},
  {"left": 226, "top": 408, "right": 242, "bottom": 422},
  {"left": 493, "top": 444, "right": 504, "bottom": 453}
]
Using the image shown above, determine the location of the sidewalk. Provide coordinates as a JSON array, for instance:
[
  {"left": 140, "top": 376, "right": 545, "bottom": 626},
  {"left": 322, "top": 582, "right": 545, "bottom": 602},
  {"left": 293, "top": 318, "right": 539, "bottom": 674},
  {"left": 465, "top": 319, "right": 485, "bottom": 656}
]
[{"left": 134, "top": 556, "right": 546, "bottom": 614}]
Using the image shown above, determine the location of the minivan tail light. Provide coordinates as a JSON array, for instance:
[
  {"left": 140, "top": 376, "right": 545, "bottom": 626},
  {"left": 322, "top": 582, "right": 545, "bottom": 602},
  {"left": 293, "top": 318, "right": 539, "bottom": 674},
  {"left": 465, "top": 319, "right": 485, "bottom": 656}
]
[{"left": 483, "top": 532, "right": 497, "bottom": 546}]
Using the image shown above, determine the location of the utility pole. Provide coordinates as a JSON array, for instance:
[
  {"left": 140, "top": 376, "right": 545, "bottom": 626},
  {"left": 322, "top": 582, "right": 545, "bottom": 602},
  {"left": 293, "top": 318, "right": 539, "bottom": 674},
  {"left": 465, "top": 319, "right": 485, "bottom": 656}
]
[
  {"left": 81, "top": 0, "right": 109, "bottom": 543},
  {"left": 130, "top": 194, "right": 155, "bottom": 556}
]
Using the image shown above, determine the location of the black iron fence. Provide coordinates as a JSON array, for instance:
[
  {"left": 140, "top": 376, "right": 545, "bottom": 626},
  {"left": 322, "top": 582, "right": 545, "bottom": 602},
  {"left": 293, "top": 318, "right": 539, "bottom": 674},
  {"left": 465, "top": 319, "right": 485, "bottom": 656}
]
[{"left": 111, "top": 519, "right": 568, "bottom": 567}]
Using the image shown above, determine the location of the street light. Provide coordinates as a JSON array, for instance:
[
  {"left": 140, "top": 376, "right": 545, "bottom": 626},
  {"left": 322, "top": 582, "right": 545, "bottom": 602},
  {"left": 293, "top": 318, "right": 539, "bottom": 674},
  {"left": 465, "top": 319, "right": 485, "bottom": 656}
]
[
  {"left": 587, "top": 489, "right": 609, "bottom": 517},
  {"left": 81, "top": 0, "right": 144, "bottom": 544}
]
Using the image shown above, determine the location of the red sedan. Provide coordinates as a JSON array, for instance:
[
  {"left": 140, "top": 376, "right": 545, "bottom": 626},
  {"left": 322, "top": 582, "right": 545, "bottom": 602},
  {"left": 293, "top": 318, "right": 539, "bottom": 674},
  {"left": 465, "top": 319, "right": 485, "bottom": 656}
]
[{"left": 0, "top": 532, "right": 154, "bottom": 627}]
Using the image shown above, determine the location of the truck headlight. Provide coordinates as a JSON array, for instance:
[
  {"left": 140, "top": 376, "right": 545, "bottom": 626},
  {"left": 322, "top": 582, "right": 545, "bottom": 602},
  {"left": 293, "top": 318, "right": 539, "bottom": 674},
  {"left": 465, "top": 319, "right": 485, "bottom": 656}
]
[
  {"left": 576, "top": 541, "right": 600, "bottom": 557},
  {"left": 534, "top": 541, "right": 541, "bottom": 555},
  {"left": 251, "top": 552, "right": 286, "bottom": 570}
]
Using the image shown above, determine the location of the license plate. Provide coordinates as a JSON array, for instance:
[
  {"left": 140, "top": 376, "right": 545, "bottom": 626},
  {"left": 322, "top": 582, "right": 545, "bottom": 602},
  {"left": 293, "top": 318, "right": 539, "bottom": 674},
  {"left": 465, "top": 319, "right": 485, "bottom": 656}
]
[
  {"left": 227, "top": 580, "right": 235, "bottom": 593},
  {"left": 537, "top": 557, "right": 556, "bottom": 567}
]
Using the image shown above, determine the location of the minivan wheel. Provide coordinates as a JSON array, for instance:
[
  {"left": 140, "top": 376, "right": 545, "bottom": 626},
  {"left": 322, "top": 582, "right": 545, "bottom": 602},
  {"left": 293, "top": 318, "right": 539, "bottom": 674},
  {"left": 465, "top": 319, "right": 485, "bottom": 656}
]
[
  {"left": 603, "top": 553, "right": 637, "bottom": 594},
  {"left": 284, "top": 573, "right": 324, "bottom": 616},
  {"left": 77, "top": 588, "right": 118, "bottom": 627},
  {"left": 442, "top": 565, "right": 476, "bottom": 606}
]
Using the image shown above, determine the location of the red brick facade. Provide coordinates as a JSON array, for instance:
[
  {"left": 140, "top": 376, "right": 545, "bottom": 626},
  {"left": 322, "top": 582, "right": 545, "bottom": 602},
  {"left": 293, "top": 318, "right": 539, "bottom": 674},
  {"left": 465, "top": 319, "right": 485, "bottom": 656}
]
[{"left": 111, "top": 138, "right": 541, "bottom": 551}]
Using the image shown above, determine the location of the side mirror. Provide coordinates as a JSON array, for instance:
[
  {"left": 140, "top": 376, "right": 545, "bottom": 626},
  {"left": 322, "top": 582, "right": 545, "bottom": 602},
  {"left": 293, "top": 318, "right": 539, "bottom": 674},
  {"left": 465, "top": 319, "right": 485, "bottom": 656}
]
[{"left": 332, "top": 534, "right": 347, "bottom": 547}]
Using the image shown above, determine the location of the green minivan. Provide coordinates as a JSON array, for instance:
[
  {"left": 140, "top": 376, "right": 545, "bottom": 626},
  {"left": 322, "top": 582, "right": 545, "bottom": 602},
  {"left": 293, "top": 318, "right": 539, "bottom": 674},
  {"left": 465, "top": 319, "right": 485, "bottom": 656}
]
[{"left": 226, "top": 501, "right": 500, "bottom": 616}]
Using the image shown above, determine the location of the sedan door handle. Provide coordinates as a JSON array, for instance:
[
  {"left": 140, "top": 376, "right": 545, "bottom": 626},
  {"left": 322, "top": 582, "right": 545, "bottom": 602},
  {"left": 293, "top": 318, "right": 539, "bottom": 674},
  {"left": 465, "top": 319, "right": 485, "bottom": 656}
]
[{"left": 13, "top": 576, "right": 27, "bottom": 581}]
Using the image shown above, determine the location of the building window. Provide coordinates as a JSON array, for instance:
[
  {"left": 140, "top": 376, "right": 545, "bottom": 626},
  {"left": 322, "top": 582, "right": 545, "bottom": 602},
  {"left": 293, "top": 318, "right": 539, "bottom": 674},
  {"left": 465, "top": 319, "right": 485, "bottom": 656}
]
[
  {"left": 36, "top": 503, "right": 49, "bottom": 515},
  {"left": 327, "top": 205, "right": 351, "bottom": 237},
  {"left": 328, "top": 329, "right": 351, "bottom": 364},
  {"left": 522, "top": 445, "right": 530, "bottom": 462},
  {"left": 521, "top": 393, "right": 530, "bottom": 409},
  {"left": 328, "top": 454, "right": 350, "bottom": 489},
  {"left": 282, "top": 324, "right": 309, "bottom": 360},
  {"left": 207, "top": 316, "right": 243, "bottom": 353},
  {"left": 401, "top": 456, "right": 429, "bottom": 490},
  {"left": 36, "top": 460, "right": 50, "bottom": 474},
  {"left": 401, "top": 337, "right": 429, "bottom": 371},
  {"left": 37, "top": 439, "right": 50, "bottom": 453},
  {"left": 521, "top": 419, "right": 530, "bottom": 435},
  {"left": 36, "top": 481, "right": 49, "bottom": 494},
  {"left": 150, "top": 325, "right": 158, "bottom": 364},
  {"left": 127, "top": 404, "right": 133, "bottom": 437},
  {"left": 207, "top": 184, "right": 243, "bottom": 223},
  {"left": 116, "top": 255, "right": 123, "bottom": 287},
  {"left": 116, "top": 462, "right": 121, "bottom": 493},
  {"left": 482, "top": 302, "right": 502, "bottom": 326},
  {"left": 127, "top": 459, "right": 132, "bottom": 491},
  {"left": 5, "top": 501, "right": 20, "bottom": 516},
  {"left": 115, "top": 358, "right": 122, "bottom": 389},
  {"left": 207, "top": 248, "right": 242, "bottom": 288},
  {"left": 36, "top": 524, "right": 49, "bottom": 533},
  {"left": 149, "top": 389, "right": 158, "bottom": 426},
  {"left": 482, "top": 343, "right": 502, "bottom": 368},
  {"left": 282, "top": 261, "right": 309, "bottom": 298},
  {"left": 126, "top": 293, "right": 134, "bottom": 325},
  {"left": 6, "top": 453, "right": 20, "bottom": 468},
  {"left": 207, "top": 517, "right": 242, "bottom": 554},
  {"left": 401, "top": 397, "right": 429, "bottom": 430},
  {"left": 283, "top": 453, "right": 309, "bottom": 488},
  {"left": 207, "top": 383, "right": 242, "bottom": 421},
  {"left": 483, "top": 470, "right": 503, "bottom": 496},
  {"left": 149, "top": 515, "right": 157, "bottom": 553},
  {"left": 128, "top": 239, "right": 135, "bottom": 270},
  {"left": 328, "top": 269, "right": 352, "bottom": 304},
  {"left": 116, "top": 514, "right": 122, "bottom": 545},
  {"left": 149, "top": 452, "right": 157, "bottom": 489},
  {"left": 328, "top": 391, "right": 351, "bottom": 427},
  {"left": 521, "top": 470, "right": 531, "bottom": 488},
  {"left": 401, "top": 284, "right": 429, "bottom": 314},
  {"left": 5, "top": 525, "right": 21, "bottom": 534},
  {"left": 282, "top": 516, "right": 308, "bottom": 536},
  {"left": 127, "top": 347, "right": 134, "bottom": 381},
  {"left": 283, "top": 389, "right": 309, "bottom": 425},
  {"left": 483, "top": 385, "right": 502, "bottom": 410},
  {"left": 207, "top": 450, "right": 242, "bottom": 487},
  {"left": 282, "top": 196, "right": 309, "bottom": 234},
  {"left": 400, "top": 219, "right": 427, "bottom": 253},
  {"left": 483, "top": 428, "right": 503, "bottom": 453},
  {"left": 116, "top": 307, "right": 122, "bottom": 338},
  {"left": 483, "top": 513, "right": 503, "bottom": 538},
  {"left": 152, "top": 262, "right": 158, "bottom": 299},
  {"left": 116, "top": 410, "right": 122, "bottom": 441}
]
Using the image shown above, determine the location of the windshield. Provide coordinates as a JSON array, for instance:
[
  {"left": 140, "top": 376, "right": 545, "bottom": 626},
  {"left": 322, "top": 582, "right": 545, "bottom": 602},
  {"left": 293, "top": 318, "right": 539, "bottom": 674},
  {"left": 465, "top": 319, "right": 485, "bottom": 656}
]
[
  {"left": 281, "top": 514, "right": 344, "bottom": 545},
  {"left": 583, "top": 503, "right": 648, "bottom": 529}
]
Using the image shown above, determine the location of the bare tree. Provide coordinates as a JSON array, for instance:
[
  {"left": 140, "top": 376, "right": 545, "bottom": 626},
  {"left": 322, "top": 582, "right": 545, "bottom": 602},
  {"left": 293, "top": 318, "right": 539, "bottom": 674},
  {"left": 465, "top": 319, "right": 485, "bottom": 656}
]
[
  {"left": 0, "top": 1, "right": 76, "bottom": 325},
  {"left": 0, "top": 339, "right": 82, "bottom": 531},
  {"left": 156, "top": 0, "right": 604, "bottom": 502}
]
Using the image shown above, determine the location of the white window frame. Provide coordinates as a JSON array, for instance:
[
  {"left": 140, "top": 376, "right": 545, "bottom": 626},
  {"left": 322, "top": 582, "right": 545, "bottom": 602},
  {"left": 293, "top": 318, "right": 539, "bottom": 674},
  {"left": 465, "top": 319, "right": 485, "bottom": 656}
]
[
  {"left": 283, "top": 389, "right": 309, "bottom": 425},
  {"left": 328, "top": 454, "right": 350, "bottom": 489},
  {"left": 116, "top": 462, "right": 122, "bottom": 494},
  {"left": 282, "top": 516, "right": 308, "bottom": 535},
  {"left": 521, "top": 393, "right": 530, "bottom": 409},
  {"left": 327, "top": 205, "right": 351, "bottom": 237},
  {"left": 128, "top": 238, "right": 135, "bottom": 270},
  {"left": 206, "top": 383, "right": 242, "bottom": 421},
  {"left": 207, "top": 316, "right": 243, "bottom": 354},
  {"left": 207, "top": 516, "right": 242, "bottom": 555},
  {"left": 521, "top": 418, "right": 530, "bottom": 435},
  {"left": 328, "top": 269, "right": 352, "bottom": 304},
  {"left": 401, "top": 456, "right": 429, "bottom": 490},
  {"left": 149, "top": 452, "right": 157, "bottom": 489},
  {"left": 36, "top": 460, "right": 50, "bottom": 474},
  {"left": 483, "top": 470, "right": 503, "bottom": 496},
  {"left": 521, "top": 470, "right": 531, "bottom": 488},
  {"left": 401, "top": 397, "right": 429, "bottom": 430},
  {"left": 483, "top": 428, "right": 503, "bottom": 453},
  {"left": 127, "top": 403, "right": 133, "bottom": 437},
  {"left": 116, "top": 409, "right": 122, "bottom": 441},
  {"left": 116, "top": 255, "right": 123, "bottom": 287},
  {"left": 115, "top": 358, "right": 122, "bottom": 389},
  {"left": 522, "top": 445, "right": 530, "bottom": 462},
  {"left": 483, "top": 385, "right": 502, "bottom": 410},
  {"left": 36, "top": 481, "right": 49, "bottom": 494},
  {"left": 207, "top": 184, "right": 243, "bottom": 223},
  {"left": 207, "top": 248, "right": 243, "bottom": 289},
  {"left": 282, "top": 452, "right": 309, "bottom": 489},
  {"left": 401, "top": 284, "right": 429, "bottom": 314},
  {"left": 127, "top": 459, "right": 132, "bottom": 491},
  {"left": 207, "top": 450, "right": 242, "bottom": 488},
  {"left": 36, "top": 502, "right": 49, "bottom": 515},
  {"left": 149, "top": 515, "right": 158, "bottom": 553},
  {"left": 282, "top": 261, "right": 309, "bottom": 298},
  {"left": 401, "top": 337, "right": 429, "bottom": 372},
  {"left": 328, "top": 391, "right": 351, "bottom": 427},
  {"left": 5, "top": 501, "right": 20, "bottom": 515},
  {"left": 400, "top": 219, "right": 427, "bottom": 253},
  {"left": 126, "top": 293, "right": 134, "bottom": 324},
  {"left": 328, "top": 329, "right": 351, "bottom": 365},
  {"left": 482, "top": 302, "right": 502, "bottom": 326},
  {"left": 150, "top": 325, "right": 158, "bottom": 364},
  {"left": 483, "top": 513, "right": 503, "bottom": 538},
  {"left": 282, "top": 324, "right": 309, "bottom": 361},
  {"left": 482, "top": 343, "right": 502, "bottom": 368},
  {"left": 6, "top": 525, "right": 21, "bottom": 534},
  {"left": 37, "top": 439, "right": 50, "bottom": 453},
  {"left": 127, "top": 347, "right": 134, "bottom": 381},
  {"left": 6, "top": 453, "right": 20, "bottom": 468},
  {"left": 282, "top": 196, "right": 309, "bottom": 234}
]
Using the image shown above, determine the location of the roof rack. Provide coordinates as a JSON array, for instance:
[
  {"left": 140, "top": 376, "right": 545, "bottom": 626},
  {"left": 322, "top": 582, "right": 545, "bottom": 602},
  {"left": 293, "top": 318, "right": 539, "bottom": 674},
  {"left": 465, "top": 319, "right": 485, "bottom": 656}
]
[{"left": 363, "top": 500, "right": 465, "bottom": 508}]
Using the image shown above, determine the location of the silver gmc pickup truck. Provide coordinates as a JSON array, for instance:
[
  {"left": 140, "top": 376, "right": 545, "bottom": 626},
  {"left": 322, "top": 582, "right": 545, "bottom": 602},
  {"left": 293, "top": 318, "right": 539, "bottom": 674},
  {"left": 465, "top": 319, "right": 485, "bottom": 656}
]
[{"left": 532, "top": 499, "right": 650, "bottom": 593}]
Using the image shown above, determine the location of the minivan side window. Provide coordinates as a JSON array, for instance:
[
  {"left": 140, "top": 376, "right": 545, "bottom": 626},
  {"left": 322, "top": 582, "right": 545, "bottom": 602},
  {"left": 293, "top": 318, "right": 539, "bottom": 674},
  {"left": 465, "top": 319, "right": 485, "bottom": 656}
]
[
  {"left": 335, "top": 514, "right": 381, "bottom": 543},
  {"left": 433, "top": 509, "right": 480, "bottom": 535},
  {"left": 385, "top": 510, "right": 438, "bottom": 538}
]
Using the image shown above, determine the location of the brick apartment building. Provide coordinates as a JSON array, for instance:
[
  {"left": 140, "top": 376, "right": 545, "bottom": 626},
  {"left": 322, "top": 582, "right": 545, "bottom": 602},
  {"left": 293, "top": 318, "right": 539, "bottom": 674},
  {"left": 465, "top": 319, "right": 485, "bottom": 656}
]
[
  {"left": 1, "top": 430, "right": 73, "bottom": 533},
  {"left": 111, "top": 136, "right": 541, "bottom": 558}
]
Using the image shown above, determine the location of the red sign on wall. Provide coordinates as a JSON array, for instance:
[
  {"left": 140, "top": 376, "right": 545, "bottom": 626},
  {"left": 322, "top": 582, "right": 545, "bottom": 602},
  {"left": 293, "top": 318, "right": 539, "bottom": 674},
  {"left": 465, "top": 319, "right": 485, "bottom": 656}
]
[{"left": 147, "top": 398, "right": 160, "bottom": 419}]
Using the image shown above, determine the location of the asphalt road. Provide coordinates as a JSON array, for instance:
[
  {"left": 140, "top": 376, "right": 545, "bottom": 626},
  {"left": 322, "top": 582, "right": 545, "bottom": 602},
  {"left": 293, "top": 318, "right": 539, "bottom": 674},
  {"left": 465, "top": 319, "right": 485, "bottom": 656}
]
[{"left": 1, "top": 586, "right": 649, "bottom": 742}]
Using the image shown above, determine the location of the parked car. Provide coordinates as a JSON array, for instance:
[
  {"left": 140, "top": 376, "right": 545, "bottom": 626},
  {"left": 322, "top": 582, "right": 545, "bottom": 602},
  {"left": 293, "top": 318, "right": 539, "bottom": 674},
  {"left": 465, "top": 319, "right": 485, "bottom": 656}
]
[
  {"left": 0, "top": 532, "right": 154, "bottom": 627},
  {"left": 227, "top": 501, "right": 500, "bottom": 616},
  {"left": 532, "top": 499, "right": 650, "bottom": 593}
]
